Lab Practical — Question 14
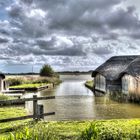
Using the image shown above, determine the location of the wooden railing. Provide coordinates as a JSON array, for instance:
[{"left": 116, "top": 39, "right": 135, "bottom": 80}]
[{"left": 0, "top": 95, "right": 55, "bottom": 123}]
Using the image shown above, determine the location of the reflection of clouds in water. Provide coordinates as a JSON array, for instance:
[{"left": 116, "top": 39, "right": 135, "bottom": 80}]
[{"left": 55, "top": 81, "right": 93, "bottom": 96}]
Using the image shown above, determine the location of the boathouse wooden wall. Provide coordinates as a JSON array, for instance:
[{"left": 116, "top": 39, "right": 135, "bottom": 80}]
[
  {"left": 106, "top": 79, "right": 122, "bottom": 93},
  {"left": 94, "top": 74, "right": 106, "bottom": 92},
  {"left": 94, "top": 73, "right": 122, "bottom": 94},
  {"left": 0, "top": 77, "right": 4, "bottom": 91},
  {"left": 122, "top": 74, "right": 140, "bottom": 98}
]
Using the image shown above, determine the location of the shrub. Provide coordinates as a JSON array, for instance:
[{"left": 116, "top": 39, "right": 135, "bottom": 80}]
[{"left": 40, "top": 64, "right": 55, "bottom": 77}]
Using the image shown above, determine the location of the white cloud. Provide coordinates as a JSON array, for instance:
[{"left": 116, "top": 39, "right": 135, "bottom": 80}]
[{"left": 0, "top": 0, "right": 140, "bottom": 72}]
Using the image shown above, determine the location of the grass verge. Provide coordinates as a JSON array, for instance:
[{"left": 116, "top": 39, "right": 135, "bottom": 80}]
[
  {"left": 85, "top": 80, "right": 94, "bottom": 91},
  {"left": 1, "top": 119, "right": 140, "bottom": 140},
  {"left": 9, "top": 83, "right": 47, "bottom": 89},
  {"left": 0, "top": 94, "right": 14, "bottom": 100},
  {"left": 0, "top": 106, "right": 29, "bottom": 135}
]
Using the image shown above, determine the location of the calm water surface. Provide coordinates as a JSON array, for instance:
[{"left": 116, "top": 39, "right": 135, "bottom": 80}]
[{"left": 25, "top": 74, "right": 140, "bottom": 120}]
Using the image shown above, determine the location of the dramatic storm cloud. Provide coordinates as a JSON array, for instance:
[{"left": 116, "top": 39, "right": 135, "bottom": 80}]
[{"left": 0, "top": 0, "right": 140, "bottom": 72}]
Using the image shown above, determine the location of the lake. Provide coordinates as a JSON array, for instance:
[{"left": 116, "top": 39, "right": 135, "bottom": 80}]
[{"left": 25, "top": 74, "right": 140, "bottom": 120}]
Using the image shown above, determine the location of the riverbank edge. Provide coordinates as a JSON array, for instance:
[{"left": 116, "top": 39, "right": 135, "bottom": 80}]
[
  {"left": 9, "top": 83, "right": 54, "bottom": 92},
  {"left": 84, "top": 80, "right": 94, "bottom": 91},
  {"left": 0, "top": 100, "right": 140, "bottom": 139}
]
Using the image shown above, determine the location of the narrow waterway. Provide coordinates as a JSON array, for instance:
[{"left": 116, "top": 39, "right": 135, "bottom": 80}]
[{"left": 25, "top": 74, "right": 140, "bottom": 120}]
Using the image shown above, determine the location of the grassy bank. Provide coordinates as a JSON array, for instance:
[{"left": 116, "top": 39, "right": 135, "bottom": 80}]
[
  {"left": 0, "top": 94, "right": 14, "bottom": 100},
  {"left": 1, "top": 119, "right": 140, "bottom": 140},
  {"left": 9, "top": 83, "right": 47, "bottom": 89},
  {"left": 0, "top": 106, "right": 29, "bottom": 134},
  {"left": 7, "top": 75, "right": 61, "bottom": 91},
  {"left": 85, "top": 80, "right": 94, "bottom": 91}
]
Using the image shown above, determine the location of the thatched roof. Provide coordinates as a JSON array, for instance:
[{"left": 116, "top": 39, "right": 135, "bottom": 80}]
[
  {"left": 0, "top": 73, "right": 5, "bottom": 79},
  {"left": 119, "top": 57, "right": 140, "bottom": 77},
  {"left": 92, "top": 55, "right": 140, "bottom": 80}
]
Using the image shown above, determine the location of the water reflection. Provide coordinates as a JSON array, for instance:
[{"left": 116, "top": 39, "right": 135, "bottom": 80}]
[{"left": 25, "top": 74, "right": 140, "bottom": 120}]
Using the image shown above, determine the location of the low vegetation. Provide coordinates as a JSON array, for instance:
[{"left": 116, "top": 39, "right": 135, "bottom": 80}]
[
  {"left": 9, "top": 83, "right": 46, "bottom": 89},
  {"left": 80, "top": 119, "right": 140, "bottom": 140},
  {"left": 7, "top": 64, "right": 60, "bottom": 89},
  {"left": 0, "top": 121, "right": 90, "bottom": 140},
  {"left": 0, "top": 106, "right": 28, "bottom": 134},
  {"left": 85, "top": 80, "right": 94, "bottom": 90},
  {"left": 7, "top": 75, "right": 61, "bottom": 90},
  {"left": 1, "top": 119, "right": 140, "bottom": 140},
  {"left": 0, "top": 94, "right": 15, "bottom": 100}
]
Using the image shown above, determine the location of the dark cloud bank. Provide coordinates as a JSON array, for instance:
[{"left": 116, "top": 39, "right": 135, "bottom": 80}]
[{"left": 0, "top": 0, "right": 140, "bottom": 72}]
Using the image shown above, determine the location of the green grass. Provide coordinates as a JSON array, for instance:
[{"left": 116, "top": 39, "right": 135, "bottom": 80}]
[
  {"left": 0, "top": 121, "right": 91, "bottom": 140},
  {"left": 85, "top": 80, "right": 94, "bottom": 89},
  {"left": 0, "top": 106, "right": 29, "bottom": 136},
  {"left": 80, "top": 119, "right": 140, "bottom": 140},
  {"left": 0, "top": 94, "right": 15, "bottom": 100},
  {"left": 1, "top": 119, "right": 140, "bottom": 140},
  {"left": 9, "top": 83, "right": 47, "bottom": 89}
]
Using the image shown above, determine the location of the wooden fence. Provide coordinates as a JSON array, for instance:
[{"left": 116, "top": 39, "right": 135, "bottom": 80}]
[{"left": 0, "top": 95, "right": 55, "bottom": 123}]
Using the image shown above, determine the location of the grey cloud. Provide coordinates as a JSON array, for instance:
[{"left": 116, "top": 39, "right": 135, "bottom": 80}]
[
  {"left": 128, "top": 45, "right": 137, "bottom": 49},
  {"left": 128, "top": 31, "right": 140, "bottom": 39},
  {"left": 36, "top": 37, "right": 56, "bottom": 50},
  {"left": 0, "top": 0, "right": 12, "bottom": 8},
  {"left": 0, "top": 29, "right": 10, "bottom": 35},
  {"left": 33, "top": 0, "right": 122, "bottom": 10},
  {"left": 46, "top": 47, "right": 86, "bottom": 56},
  {"left": 102, "top": 33, "right": 119, "bottom": 40},
  {"left": 7, "top": 4, "right": 23, "bottom": 18},
  {"left": 93, "top": 46, "right": 113, "bottom": 55},
  {"left": 32, "top": 46, "right": 86, "bottom": 56},
  {"left": 106, "top": 7, "right": 140, "bottom": 30},
  {"left": 20, "top": 0, "right": 33, "bottom": 5},
  {"left": 0, "top": 38, "right": 9, "bottom": 43},
  {"left": 1, "top": 0, "right": 140, "bottom": 72},
  {"left": 7, "top": 0, "right": 140, "bottom": 39}
]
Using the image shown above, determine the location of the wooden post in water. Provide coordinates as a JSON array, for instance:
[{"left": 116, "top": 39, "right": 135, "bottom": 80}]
[{"left": 33, "top": 95, "right": 38, "bottom": 120}]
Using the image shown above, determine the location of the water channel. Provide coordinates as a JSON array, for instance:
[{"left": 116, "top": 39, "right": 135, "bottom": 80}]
[{"left": 25, "top": 74, "right": 140, "bottom": 120}]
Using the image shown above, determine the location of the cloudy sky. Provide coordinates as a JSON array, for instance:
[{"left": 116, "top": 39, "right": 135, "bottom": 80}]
[{"left": 0, "top": 0, "right": 140, "bottom": 73}]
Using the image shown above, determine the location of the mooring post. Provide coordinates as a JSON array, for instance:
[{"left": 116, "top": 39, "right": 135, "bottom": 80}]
[{"left": 33, "top": 95, "right": 38, "bottom": 120}]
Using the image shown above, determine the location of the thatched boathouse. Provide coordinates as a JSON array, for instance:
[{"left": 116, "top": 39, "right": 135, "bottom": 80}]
[
  {"left": 0, "top": 73, "right": 6, "bottom": 92},
  {"left": 92, "top": 55, "right": 140, "bottom": 100}
]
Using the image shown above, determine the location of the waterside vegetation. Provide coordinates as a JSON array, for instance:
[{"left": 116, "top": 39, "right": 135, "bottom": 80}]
[{"left": 85, "top": 80, "right": 94, "bottom": 91}]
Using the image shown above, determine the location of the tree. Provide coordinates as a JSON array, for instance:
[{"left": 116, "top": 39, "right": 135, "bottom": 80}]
[{"left": 40, "top": 64, "right": 54, "bottom": 77}]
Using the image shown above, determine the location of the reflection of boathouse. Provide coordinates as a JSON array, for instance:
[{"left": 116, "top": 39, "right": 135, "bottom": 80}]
[
  {"left": 0, "top": 73, "right": 7, "bottom": 92},
  {"left": 92, "top": 55, "right": 140, "bottom": 100}
]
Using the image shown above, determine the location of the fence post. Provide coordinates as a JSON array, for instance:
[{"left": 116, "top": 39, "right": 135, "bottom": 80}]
[
  {"left": 33, "top": 95, "right": 38, "bottom": 120},
  {"left": 37, "top": 104, "right": 44, "bottom": 120}
]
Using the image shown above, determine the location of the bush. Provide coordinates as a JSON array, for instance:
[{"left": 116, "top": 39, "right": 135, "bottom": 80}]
[{"left": 40, "top": 64, "right": 55, "bottom": 77}]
